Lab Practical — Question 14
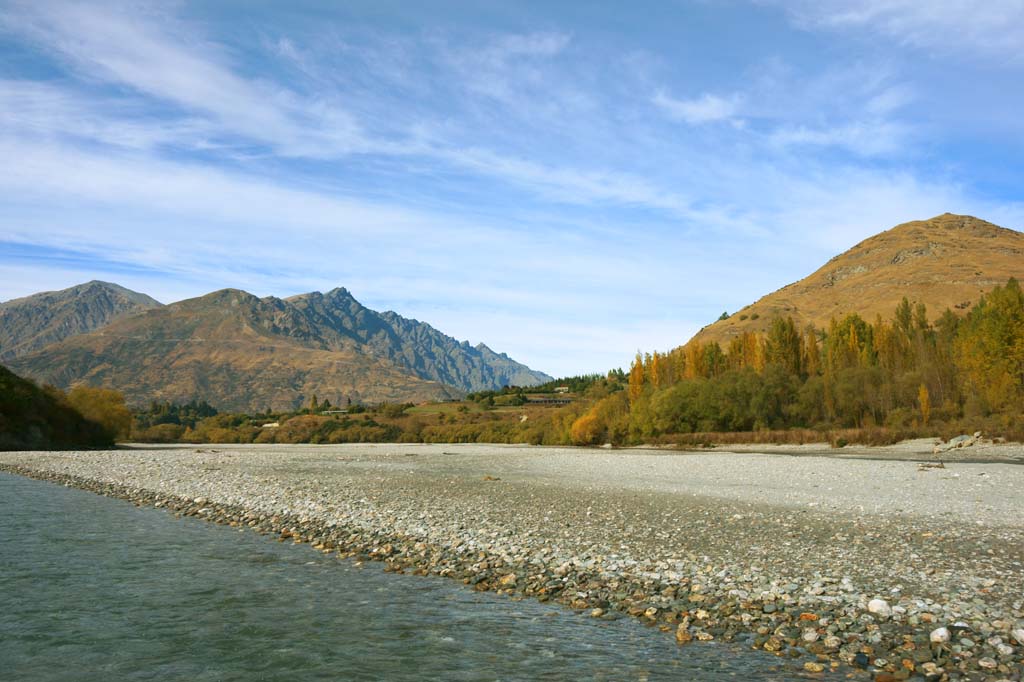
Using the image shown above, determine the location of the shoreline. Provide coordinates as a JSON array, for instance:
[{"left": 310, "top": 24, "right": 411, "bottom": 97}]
[{"left": 3, "top": 444, "right": 1023, "bottom": 680}]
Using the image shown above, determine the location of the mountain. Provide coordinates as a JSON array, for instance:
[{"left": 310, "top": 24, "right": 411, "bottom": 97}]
[
  {"left": 691, "top": 213, "right": 1024, "bottom": 346},
  {"left": 7, "top": 286, "right": 551, "bottom": 411},
  {"left": 0, "top": 280, "right": 162, "bottom": 361},
  {"left": 288, "top": 288, "right": 552, "bottom": 392},
  {"left": 0, "top": 365, "right": 111, "bottom": 450}
]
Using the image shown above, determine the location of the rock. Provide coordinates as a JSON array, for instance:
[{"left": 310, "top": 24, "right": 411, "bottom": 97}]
[
  {"left": 803, "top": 661, "right": 825, "bottom": 672},
  {"left": 590, "top": 608, "right": 604, "bottom": 618},
  {"left": 1011, "top": 628, "right": 1024, "bottom": 644},
  {"left": 675, "top": 623, "right": 692, "bottom": 644},
  {"left": 977, "top": 656, "right": 997, "bottom": 669},
  {"left": 853, "top": 652, "right": 870, "bottom": 668},
  {"left": 803, "top": 628, "right": 820, "bottom": 642},
  {"left": 930, "top": 627, "right": 950, "bottom": 644},
  {"left": 868, "top": 598, "right": 892, "bottom": 618}
]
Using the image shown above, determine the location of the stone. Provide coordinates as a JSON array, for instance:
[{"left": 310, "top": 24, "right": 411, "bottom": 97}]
[
  {"left": 868, "top": 598, "right": 892, "bottom": 618},
  {"left": 803, "top": 661, "right": 825, "bottom": 673},
  {"left": 499, "top": 573, "right": 517, "bottom": 587},
  {"left": 977, "top": 656, "right": 997, "bottom": 669},
  {"left": 590, "top": 608, "right": 604, "bottom": 618},
  {"left": 929, "top": 627, "right": 950, "bottom": 644},
  {"left": 1011, "top": 628, "right": 1024, "bottom": 644}
]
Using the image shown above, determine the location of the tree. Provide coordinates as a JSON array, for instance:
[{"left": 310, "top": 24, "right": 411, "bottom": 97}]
[
  {"left": 628, "top": 353, "right": 646, "bottom": 402},
  {"left": 765, "top": 317, "right": 802, "bottom": 376},
  {"left": 954, "top": 278, "right": 1024, "bottom": 413},
  {"left": 66, "top": 386, "right": 132, "bottom": 440},
  {"left": 918, "top": 384, "right": 931, "bottom": 426}
]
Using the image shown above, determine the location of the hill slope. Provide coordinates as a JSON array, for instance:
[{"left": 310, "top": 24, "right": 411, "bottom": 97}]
[
  {"left": 8, "top": 287, "right": 550, "bottom": 411},
  {"left": 0, "top": 280, "right": 162, "bottom": 361},
  {"left": 692, "top": 213, "right": 1024, "bottom": 345},
  {"left": 0, "top": 365, "right": 111, "bottom": 450}
]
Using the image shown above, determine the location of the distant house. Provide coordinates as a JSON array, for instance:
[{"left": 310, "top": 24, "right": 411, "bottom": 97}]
[
  {"left": 321, "top": 409, "right": 348, "bottom": 415},
  {"left": 554, "top": 386, "right": 570, "bottom": 393},
  {"left": 261, "top": 422, "right": 280, "bottom": 428}
]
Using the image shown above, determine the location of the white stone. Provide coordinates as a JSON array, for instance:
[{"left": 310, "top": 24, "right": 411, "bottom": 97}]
[
  {"left": 1012, "top": 628, "right": 1024, "bottom": 644},
  {"left": 867, "top": 598, "right": 892, "bottom": 618},
  {"left": 930, "top": 627, "right": 951, "bottom": 644},
  {"left": 802, "top": 628, "right": 820, "bottom": 642}
]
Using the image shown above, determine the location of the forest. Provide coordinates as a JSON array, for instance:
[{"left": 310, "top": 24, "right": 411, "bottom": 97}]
[{"left": 571, "top": 278, "right": 1024, "bottom": 445}]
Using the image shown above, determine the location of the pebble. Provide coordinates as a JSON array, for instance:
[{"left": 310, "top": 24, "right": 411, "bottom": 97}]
[{"left": 868, "top": 598, "right": 892, "bottom": 618}]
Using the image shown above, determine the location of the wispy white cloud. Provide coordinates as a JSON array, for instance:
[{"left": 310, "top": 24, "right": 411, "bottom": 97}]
[
  {"left": 767, "top": 119, "right": 911, "bottom": 157},
  {"left": 1, "top": 0, "right": 380, "bottom": 158},
  {"left": 652, "top": 90, "right": 742, "bottom": 124},
  {"left": 770, "top": 0, "right": 1024, "bottom": 60}
]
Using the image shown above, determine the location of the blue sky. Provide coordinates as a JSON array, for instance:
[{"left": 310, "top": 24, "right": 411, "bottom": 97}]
[{"left": 1, "top": 1, "right": 1023, "bottom": 376}]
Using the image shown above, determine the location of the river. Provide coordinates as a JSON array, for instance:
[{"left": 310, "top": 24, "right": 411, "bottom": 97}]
[{"left": 0, "top": 472, "right": 817, "bottom": 680}]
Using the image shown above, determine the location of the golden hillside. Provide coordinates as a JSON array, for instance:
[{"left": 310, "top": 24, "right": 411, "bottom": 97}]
[{"left": 691, "top": 213, "right": 1024, "bottom": 346}]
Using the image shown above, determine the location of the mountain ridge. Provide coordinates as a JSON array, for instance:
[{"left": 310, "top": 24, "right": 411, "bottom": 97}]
[{"left": 5, "top": 283, "right": 551, "bottom": 410}]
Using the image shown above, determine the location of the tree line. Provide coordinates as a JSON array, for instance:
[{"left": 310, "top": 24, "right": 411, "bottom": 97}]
[{"left": 569, "top": 278, "right": 1024, "bottom": 444}]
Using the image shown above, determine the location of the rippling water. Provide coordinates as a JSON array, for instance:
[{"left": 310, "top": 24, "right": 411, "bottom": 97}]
[{"left": 0, "top": 473, "right": 819, "bottom": 681}]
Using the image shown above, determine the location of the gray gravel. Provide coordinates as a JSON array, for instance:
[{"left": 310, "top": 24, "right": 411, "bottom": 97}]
[{"left": 3, "top": 443, "right": 1023, "bottom": 680}]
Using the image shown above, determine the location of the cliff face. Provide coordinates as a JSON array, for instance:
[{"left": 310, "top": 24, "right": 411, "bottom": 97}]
[
  {"left": 0, "top": 280, "right": 162, "bottom": 361},
  {"left": 690, "top": 214, "right": 1024, "bottom": 346}
]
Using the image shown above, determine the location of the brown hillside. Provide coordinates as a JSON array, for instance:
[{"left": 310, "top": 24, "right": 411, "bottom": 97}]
[
  {"left": 691, "top": 213, "right": 1024, "bottom": 346},
  {"left": 0, "top": 280, "right": 161, "bottom": 361},
  {"left": 7, "top": 289, "right": 460, "bottom": 411}
]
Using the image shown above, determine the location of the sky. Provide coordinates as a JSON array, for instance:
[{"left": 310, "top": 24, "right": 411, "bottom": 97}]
[{"left": 1, "top": 1, "right": 1023, "bottom": 377}]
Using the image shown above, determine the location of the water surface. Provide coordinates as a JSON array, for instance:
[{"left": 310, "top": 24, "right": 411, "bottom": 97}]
[{"left": 0, "top": 473, "right": 818, "bottom": 680}]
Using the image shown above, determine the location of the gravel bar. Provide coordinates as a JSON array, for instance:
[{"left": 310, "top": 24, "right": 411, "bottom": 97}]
[{"left": 3, "top": 442, "right": 1024, "bottom": 681}]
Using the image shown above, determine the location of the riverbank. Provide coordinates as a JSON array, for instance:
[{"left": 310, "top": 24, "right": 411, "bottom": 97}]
[
  {"left": 3, "top": 443, "right": 1023, "bottom": 680},
  {"left": 673, "top": 437, "right": 1024, "bottom": 464}
]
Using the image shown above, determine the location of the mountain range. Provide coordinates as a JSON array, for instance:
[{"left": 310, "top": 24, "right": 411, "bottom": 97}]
[
  {"left": 2, "top": 284, "right": 551, "bottom": 411},
  {"left": 691, "top": 213, "right": 1024, "bottom": 346}
]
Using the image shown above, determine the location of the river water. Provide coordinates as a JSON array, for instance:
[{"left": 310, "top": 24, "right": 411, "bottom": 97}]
[{"left": 0, "top": 472, "right": 818, "bottom": 681}]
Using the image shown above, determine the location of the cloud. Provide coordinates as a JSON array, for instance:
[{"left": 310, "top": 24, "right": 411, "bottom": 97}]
[
  {"left": 770, "top": 0, "right": 1024, "bottom": 60},
  {"left": 652, "top": 90, "right": 742, "bottom": 124},
  {"left": 768, "top": 119, "right": 912, "bottom": 157},
  {"left": 1, "top": 0, "right": 376, "bottom": 158}
]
